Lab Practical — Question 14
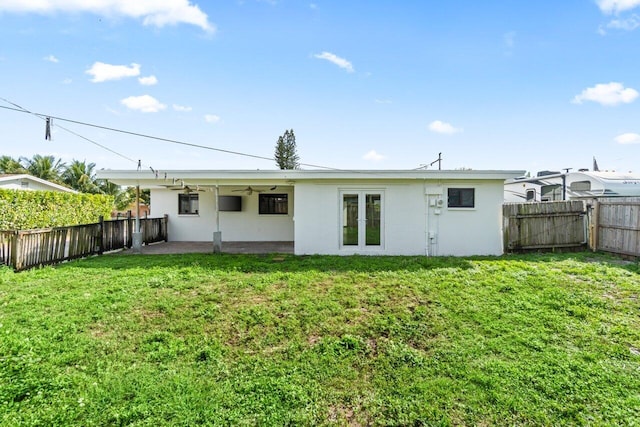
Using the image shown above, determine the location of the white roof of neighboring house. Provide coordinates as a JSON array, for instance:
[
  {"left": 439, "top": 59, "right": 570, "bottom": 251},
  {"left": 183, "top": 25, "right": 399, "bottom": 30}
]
[
  {"left": 97, "top": 169, "right": 526, "bottom": 188},
  {"left": 0, "top": 174, "right": 77, "bottom": 193}
]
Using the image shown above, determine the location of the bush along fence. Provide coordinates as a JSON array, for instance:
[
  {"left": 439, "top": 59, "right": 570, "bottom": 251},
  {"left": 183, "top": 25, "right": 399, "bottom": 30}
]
[
  {"left": 504, "top": 197, "right": 640, "bottom": 258},
  {"left": 0, "top": 214, "right": 167, "bottom": 271}
]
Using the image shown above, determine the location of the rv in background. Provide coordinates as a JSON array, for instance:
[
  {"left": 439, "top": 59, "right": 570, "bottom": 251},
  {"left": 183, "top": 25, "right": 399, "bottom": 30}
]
[{"left": 504, "top": 169, "right": 640, "bottom": 202}]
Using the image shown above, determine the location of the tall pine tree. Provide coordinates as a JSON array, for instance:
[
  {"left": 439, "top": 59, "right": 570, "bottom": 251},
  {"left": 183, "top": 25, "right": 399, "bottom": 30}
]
[{"left": 274, "top": 129, "right": 300, "bottom": 169}]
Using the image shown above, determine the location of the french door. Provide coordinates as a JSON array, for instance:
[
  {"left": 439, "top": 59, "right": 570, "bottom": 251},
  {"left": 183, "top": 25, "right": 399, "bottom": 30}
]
[{"left": 341, "top": 191, "right": 383, "bottom": 249}]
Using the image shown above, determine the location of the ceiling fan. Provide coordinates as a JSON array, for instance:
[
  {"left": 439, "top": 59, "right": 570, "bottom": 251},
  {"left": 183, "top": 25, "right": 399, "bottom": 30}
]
[
  {"left": 169, "top": 184, "right": 204, "bottom": 194},
  {"left": 232, "top": 186, "right": 263, "bottom": 195}
]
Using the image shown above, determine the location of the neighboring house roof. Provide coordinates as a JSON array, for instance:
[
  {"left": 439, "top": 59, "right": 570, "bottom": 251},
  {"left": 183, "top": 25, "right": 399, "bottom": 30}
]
[
  {"left": 97, "top": 169, "right": 526, "bottom": 187},
  {"left": 0, "top": 174, "right": 77, "bottom": 193}
]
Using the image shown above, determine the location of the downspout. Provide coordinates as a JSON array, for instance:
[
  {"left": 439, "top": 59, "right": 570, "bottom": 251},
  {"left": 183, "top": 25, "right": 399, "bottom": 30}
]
[
  {"left": 424, "top": 179, "right": 429, "bottom": 257},
  {"left": 215, "top": 184, "right": 220, "bottom": 232},
  {"left": 213, "top": 183, "right": 221, "bottom": 253}
]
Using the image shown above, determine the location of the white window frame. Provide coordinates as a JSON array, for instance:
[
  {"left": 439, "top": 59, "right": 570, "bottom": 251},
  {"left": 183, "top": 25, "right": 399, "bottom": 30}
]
[
  {"left": 447, "top": 187, "right": 475, "bottom": 209},
  {"left": 178, "top": 193, "right": 199, "bottom": 215}
]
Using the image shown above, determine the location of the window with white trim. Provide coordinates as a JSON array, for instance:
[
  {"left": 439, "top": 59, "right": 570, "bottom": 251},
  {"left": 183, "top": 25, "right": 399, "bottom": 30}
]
[
  {"left": 259, "top": 193, "right": 288, "bottom": 215},
  {"left": 178, "top": 193, "right": 199, "bottom": 214},
  {"left": 447, "top": 188, "right": 475, "bottom": 208}
]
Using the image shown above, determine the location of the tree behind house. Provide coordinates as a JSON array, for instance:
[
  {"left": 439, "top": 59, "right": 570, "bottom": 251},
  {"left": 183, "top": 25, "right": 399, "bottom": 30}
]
[
  {"left": 63, "top": 160, "right": 101, "bottom": 194},
  {"left": 0, "top": 155, "right": 26, "bottom": 174},
  {"left": 274, "top": 129, "right": 300, "bottom": 170},
  {"left": 20, "top": 154, "right": 66, "bottom": 183}
]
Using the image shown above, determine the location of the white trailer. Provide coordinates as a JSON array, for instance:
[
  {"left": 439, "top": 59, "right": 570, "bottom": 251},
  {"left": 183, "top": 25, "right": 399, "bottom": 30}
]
[{"left": 505, "top": 170, "right": 640, "bottom": 202}]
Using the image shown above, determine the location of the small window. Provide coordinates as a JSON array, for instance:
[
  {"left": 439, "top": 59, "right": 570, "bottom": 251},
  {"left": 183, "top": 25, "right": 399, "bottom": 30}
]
[
  {"left": 526, "top": 189, "right": 536, "bottom": 201},
  {"left": 570, "top": 181, "right": 591, "bottom": 191},
  {"left": 178, "top": 193, "right": 199, "bottom": 215},
  {"left": 259, "top": 193, "right": 288, "bottom": 214},
  {"left": 447, "top": 188, "right": 475, "bottom": 208},
  {"left": 541, "top": 184, "right": 561, "bottom": 201}
]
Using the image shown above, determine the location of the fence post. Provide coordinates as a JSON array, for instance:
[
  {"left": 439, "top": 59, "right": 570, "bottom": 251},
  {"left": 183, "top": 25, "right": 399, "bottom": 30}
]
[
  {"left": 591, "top": 200, "right": 600, "bottom": 252},
  {"left": 163, "top": 214, "right": 168, "bottom": 242},
  {"left": 127, "top": 210, "right": 133, "bottom": 248},
  {"left": 9, "top": 231, "right": 16, "bottom": 270},
  {"left": 143, "top": 211, "right": 148, "bottom": 244},
  {"left": 97, "top": 216, "right": 104, "bottom": 255},
  {"left": 11, "top": 231, "right": 21, "bottom": 271}
]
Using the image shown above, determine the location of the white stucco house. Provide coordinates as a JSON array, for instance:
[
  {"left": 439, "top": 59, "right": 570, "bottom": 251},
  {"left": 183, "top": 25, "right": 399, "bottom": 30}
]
[
  {"left": 96, "top": 169, "right": 524, "bottom": 256},
  {"left": 0, "top": 174, "right": 77, "bottom": 193}
]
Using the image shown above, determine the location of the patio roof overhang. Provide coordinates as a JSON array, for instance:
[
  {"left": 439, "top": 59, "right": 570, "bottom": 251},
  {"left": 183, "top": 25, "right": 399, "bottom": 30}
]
[{"left": 96, "top": 169, "right": 526, "bottom": 189}]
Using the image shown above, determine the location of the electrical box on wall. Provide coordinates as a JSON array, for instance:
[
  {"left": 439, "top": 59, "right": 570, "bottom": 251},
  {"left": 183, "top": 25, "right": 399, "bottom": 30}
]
[{"left": 424, "top": 186, "right": 443, "bottom": 196}]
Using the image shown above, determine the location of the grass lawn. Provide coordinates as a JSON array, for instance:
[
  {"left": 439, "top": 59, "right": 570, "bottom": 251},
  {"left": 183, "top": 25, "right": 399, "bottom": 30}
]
[{"left": 1, "top": 252, "right": 639, "bottom": 426}]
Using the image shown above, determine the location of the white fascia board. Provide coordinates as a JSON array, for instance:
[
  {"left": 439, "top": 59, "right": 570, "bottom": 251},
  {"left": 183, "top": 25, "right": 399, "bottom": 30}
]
[{"left": 96, "top": 169, "right": 526, "bottom": 187}]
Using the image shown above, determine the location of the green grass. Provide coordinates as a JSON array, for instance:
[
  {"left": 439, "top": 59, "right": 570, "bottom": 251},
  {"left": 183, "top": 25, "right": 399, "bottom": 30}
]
[{"left": 1, "top": 252, "right": 639, "bottom": 426}]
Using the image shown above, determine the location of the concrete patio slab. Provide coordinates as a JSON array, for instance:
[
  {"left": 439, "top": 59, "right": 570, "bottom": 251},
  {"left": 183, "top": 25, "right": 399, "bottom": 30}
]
[{"left": 124, "top": 241, "right": 294, "bottom": 255}]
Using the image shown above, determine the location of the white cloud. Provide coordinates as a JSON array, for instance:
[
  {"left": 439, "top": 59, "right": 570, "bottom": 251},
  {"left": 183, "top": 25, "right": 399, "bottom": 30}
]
[
  {"left": 428, "top": 120, "right": 462, "bottom": 135},
  {"left": 314, "top": 51, "right": 354, "bottom": 73},
  {"left": 86, "top": 62, "right": 140, "bottom": 83},
  {"left": 138, "top": 75, "right": 158, "bottom": 86},
  {"left": 363, "top": 150, "right": 385, "bottom": 162},
  {"left": 204, "top": 114, "right": 220, "bottom": 123},
  {"left": 503, "top": 31, "right": 516, "bottom": 48},
  {"left": 121, "top": 95, "right": 166, "bottom": 113},
  {"left": 614, "top": 132, "right": 640, "bottom": 144},
  {"left": 44, "top": 54, "right": 59, "bottom": 63},
  {"left": 597, "top": 0, "right": 640, "bottom": 14},
  {"left": 0, "top": 0, "right": 214, "bottom": 33},
  {"left": 605, "top": 14, "right": 640, "bottom": 31},
  {"left": 173, "top": 104, "right": 192, "bottom": 112},
  {"left": 572, "top": 82, "right": 639, "bottom": 106},
  {"left": 105, "top": 106, "right": 121, "bottom": 115}
]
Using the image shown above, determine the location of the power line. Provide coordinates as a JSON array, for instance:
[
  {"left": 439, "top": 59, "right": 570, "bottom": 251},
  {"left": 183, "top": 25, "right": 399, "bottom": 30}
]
[
  {"left": 0, "top": 102, "right": 339, "bottom": 170},
  {"left": 0, "top": 99, "right": 138, "bottom": 165}
]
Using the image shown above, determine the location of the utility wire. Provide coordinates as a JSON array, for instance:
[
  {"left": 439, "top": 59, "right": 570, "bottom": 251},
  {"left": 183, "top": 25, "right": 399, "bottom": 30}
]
[
  {"left": 0, "top": 102, "right": 339, "bottom": 170},
  {"left": 0, "top": 99, "right": 138, "bottom": 165}
]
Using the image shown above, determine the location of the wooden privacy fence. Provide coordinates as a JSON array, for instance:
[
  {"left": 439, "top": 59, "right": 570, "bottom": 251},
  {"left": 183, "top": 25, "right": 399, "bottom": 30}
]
[
  {"left": 0, "top": 215, "right": 167, "bottom": 271},
  {"left": 503, "top": 201, "right": 587, "bottom": 252},
  {"left": 592, "top": 197, "right": 640, "bottom": 258}
]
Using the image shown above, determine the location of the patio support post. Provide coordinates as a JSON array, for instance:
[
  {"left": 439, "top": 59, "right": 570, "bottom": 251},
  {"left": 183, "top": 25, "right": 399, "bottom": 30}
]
[
  {"left": 213, "top": 184, "right": 222, "bottom": 253},
  {"left": 132, "top": 183, "right": 143, "bottom": 253}
]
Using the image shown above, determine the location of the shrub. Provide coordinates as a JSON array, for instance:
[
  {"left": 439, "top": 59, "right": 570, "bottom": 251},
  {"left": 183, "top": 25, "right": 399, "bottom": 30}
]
[{"left": 0, "top": 189, "right": 113, "bottom": 230}]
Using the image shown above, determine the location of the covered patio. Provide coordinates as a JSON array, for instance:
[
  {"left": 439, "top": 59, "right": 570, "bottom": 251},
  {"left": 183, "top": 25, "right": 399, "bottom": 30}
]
[{"left": 125, "top": 241, "right": 294, "bottom": 255}]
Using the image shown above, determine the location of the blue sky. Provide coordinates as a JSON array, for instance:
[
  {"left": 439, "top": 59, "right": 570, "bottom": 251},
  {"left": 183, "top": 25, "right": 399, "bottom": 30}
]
[{"left": 1, "top": 0, "right": 640, "bottom": 174}]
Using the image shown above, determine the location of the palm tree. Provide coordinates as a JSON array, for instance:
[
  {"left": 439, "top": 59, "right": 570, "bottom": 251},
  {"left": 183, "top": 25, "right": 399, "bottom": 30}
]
[
  {"left": 62, "top": 159, "right": 100, "bottom": 193},
  {"left": 0, "top": 155, "right": 26, "bottom": 174},
  {"left": 20, "top": 154, "right": 66, "bottom": 183},
  {"left": 98, "top": 179, "right": 131, "bottom": 211}
]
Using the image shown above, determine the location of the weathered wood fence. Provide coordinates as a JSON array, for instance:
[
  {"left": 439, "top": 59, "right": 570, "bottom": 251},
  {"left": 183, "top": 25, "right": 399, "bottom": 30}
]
[
  {"left": 504, "top": 198, "right": 640, "bottom": 258},
  {"left": 592, "top": 197, "right": 640, "bottom": 257},
  {"left": 503, "top": 201, "right": 588, "bottom": 252},
  {"left": 0, "top": 215, "right": 167, "bottom": 271}
]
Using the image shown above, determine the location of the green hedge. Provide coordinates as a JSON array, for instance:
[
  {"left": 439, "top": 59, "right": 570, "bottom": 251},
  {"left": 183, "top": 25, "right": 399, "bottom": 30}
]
[{"left": 0, "top": 189, "right": 114, "bottom": 230}]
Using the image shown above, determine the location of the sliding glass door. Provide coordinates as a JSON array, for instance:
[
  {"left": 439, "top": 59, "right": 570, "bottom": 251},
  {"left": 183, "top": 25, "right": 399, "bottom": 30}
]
[{"left": 341, "top": 191, "right": 383, "bottom": 249}]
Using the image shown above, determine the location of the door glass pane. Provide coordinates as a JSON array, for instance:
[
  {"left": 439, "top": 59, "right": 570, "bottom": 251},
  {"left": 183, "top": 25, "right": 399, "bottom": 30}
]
[
  {"left": 365, "top": 194, "right": 381, "bottom": 245},
  {"left": 343, "top": 194, "right": 359, "bottom": 245}
]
